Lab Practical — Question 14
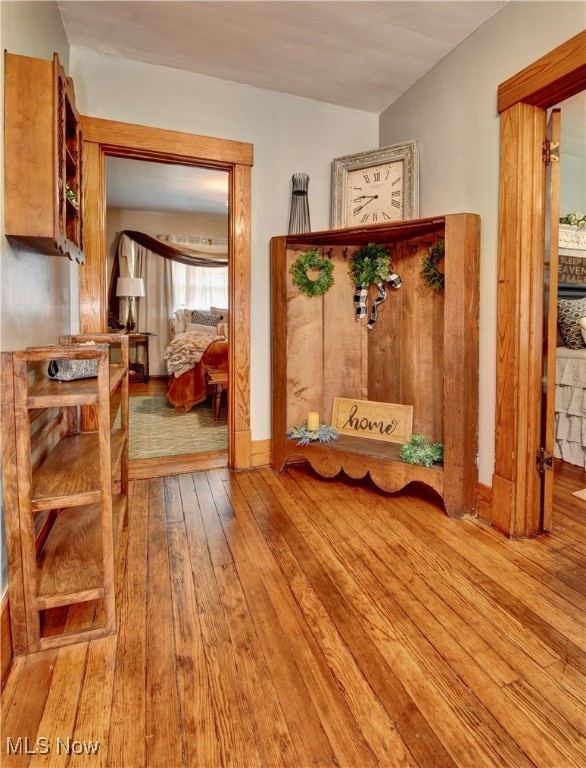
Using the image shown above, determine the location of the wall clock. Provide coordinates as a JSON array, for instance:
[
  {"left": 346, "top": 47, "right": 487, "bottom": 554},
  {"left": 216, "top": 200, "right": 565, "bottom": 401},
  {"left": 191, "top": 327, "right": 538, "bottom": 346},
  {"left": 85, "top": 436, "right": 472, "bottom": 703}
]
[{"left": 331, "top": 140, "right": 419, "bottom": 228}]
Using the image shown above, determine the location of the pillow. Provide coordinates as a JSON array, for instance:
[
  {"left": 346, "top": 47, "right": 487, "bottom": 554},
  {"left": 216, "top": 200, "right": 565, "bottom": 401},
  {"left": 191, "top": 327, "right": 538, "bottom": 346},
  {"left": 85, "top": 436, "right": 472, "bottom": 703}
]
[
  {"left": 185, "top": 322, "right": 217, "bottom": 336},
  {"left": 557, "top": 298, "right": 586, "bottom": 349},
  {"left": 191, "top": 309, "right": 221, "bottom": 327},
  {"left": 174, "top": 309, "right": 187, "bottom": 335},
  {"left": 580, "top": 317, "right": 586, "bottom": 344},
  {"left": 210, "top": 306, "right": 230, "bottom": 323}
]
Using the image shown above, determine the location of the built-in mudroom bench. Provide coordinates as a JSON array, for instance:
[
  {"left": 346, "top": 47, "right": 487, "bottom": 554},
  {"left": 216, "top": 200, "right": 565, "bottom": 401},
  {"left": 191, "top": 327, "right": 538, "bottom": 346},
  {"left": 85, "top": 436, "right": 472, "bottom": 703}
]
[{"left": 271, "top": 214, "right": 480, "bottom": 518}]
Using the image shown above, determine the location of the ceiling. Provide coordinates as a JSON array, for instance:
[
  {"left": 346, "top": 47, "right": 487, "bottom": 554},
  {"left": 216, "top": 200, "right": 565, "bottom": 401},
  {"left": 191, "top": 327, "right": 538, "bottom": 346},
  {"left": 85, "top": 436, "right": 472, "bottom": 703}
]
[
  {"left": 105, "top": 157, "right": 229, "bottom": 217},
  {"left": 58, "top": 1, "right": 507, "bottom": 113},
  {"left": 60, "top": 2, "right": 583, "bottom": 217}
]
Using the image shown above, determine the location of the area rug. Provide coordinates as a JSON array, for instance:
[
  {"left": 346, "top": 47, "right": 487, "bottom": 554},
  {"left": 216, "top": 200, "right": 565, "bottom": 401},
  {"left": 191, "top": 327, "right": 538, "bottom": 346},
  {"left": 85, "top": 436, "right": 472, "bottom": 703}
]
[
  {"left": 572, "top": 488, "right": 586, "bottom": 500},
  {"left": 118, "top": 395, "right": 227, "bottom": 460}
]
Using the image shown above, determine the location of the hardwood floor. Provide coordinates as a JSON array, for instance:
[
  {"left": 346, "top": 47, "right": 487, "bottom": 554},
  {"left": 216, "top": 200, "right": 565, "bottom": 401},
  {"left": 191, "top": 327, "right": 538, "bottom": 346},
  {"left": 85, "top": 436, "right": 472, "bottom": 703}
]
[{"left": 1, "top": 463, "right": 584, "bottom": 767}]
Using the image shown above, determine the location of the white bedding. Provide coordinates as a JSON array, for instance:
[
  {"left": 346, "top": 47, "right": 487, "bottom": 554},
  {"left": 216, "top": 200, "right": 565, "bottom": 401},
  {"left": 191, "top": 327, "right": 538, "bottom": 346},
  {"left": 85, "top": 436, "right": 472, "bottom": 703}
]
[{"left": 555, "top": 346, "right": 586, "bottom": 468}]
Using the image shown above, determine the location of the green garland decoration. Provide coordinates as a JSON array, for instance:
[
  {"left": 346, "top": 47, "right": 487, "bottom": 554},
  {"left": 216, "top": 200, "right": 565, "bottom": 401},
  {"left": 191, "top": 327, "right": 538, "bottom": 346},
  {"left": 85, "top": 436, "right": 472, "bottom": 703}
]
[
  {"left": 348, "top": 242, "right": 391, "bottom": 285},
  {"left": 400, "top": 435, "right": 444, "bottom": 467},
  {"left": 421, "top": 239, "right": 445, "bottom": 294},
  {"left": 291, "top": 249, "right": 335, "bottom": 297},
  {"left": 287, "top": 423, "right": 340, "bottom": 446}
]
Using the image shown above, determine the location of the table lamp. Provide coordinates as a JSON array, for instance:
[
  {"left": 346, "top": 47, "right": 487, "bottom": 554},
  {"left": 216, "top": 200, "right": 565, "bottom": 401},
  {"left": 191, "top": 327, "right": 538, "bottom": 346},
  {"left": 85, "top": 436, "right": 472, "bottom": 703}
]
[{"left": 116, "top": 276, "right": 145, "bottom": 332}]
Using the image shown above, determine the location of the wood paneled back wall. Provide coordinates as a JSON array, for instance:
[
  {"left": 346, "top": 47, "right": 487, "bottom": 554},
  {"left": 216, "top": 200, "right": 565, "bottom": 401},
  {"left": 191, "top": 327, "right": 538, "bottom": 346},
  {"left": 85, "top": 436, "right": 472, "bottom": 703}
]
[{"left": 284, "top": 237, "right": 445, "bottom": 440}]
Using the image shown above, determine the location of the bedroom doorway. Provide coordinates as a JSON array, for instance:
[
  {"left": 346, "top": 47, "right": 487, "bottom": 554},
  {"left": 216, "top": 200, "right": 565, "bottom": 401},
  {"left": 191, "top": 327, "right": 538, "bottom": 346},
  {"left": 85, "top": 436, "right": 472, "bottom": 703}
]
[
  {"left": 80, "top": 117, "right": 253, "bottom": 478},
  {"left": 105, "top": 157, "right": 230, "bottom": 466},
  {"left": 493, "top": 30, "right": 585, "bottom": 537}
]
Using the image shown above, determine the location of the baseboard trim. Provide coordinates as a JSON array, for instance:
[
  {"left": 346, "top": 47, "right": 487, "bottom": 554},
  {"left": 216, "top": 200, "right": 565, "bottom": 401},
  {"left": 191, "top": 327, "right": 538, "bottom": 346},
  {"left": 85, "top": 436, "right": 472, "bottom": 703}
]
[
  {"left": 1, "top": 591, "right": 12, "bottom": 687},
  {"left": 130, "top": 450, "right": 228, "bottom": 480},
  {"left": 477, "top": 481, "right": 493, "bottom": 522},
  {"left": 251, "top": 439, "right": 272, "bottom": 468}
]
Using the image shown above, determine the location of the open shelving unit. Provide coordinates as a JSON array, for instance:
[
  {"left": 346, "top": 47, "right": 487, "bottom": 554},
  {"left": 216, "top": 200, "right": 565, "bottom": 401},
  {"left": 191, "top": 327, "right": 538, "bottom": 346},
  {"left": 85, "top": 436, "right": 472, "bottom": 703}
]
[
  {"left": 271, "top": 214, "right": 480, "bottom": 517},
  {"left": 4, "top": 52, "right": 84, "bottom": 261},
  {"left": 1, "top": 334, "right": 129, "bottom": 654}
]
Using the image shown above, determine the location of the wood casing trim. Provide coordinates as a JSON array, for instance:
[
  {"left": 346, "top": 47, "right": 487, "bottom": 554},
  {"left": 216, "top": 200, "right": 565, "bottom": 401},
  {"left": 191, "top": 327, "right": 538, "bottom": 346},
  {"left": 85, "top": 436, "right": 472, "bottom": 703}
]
[
  {"left": 493, "top": 34, "right": 586, "bottom": 536},
  {"left": 1, "top": 592, "right": 12, "bottom": 686},
  {"left": 80, "top": 116, "right": 252, "bottom": 469},
  {"left": 498, "top": 30, "right": 586, "bottom": 113}
]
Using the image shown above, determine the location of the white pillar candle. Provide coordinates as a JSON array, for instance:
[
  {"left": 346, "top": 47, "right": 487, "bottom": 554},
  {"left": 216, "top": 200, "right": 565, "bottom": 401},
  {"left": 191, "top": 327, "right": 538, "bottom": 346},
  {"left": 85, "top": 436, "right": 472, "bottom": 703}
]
[{"left": 307, "top": 411, "right": 320, "bottom": 431}]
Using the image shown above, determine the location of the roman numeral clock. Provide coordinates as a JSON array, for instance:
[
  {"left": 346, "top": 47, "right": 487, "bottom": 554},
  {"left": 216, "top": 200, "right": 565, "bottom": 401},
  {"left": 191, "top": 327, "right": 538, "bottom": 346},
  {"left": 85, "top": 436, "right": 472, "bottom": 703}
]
[{"left": 331, "top": 140, "right": 419, "bottom": 228}]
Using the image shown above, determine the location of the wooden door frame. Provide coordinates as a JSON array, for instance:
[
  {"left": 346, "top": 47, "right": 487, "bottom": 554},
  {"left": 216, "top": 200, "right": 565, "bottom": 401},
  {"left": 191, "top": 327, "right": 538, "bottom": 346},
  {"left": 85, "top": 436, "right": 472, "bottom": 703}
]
[
  {"left": 80, "top": 117, "right": 253, "bottom": 470},
  {"left": 492, "top": 31, "right": 585, "bottom": 536}
]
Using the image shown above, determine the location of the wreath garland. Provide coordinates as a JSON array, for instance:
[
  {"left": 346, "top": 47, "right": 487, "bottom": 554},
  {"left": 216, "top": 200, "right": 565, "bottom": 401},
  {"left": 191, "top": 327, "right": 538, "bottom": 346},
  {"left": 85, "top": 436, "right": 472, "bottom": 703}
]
[
  {"left": 348, "top": 243, "right": 391, "bottom": 285},
  {"left": 290, "top": 249, "right": 334, "bottom": 297},
  {"left": 421, "top": 239, "right": 445, "bottom": 294}
]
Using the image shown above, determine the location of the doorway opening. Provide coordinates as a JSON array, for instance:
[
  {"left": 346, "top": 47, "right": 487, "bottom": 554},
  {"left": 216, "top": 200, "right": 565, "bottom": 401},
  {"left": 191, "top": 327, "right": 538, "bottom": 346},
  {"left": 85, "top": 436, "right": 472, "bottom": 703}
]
[
  {"left": 105, "top": 156, "right": 230, "bottom": 463},
  {"left": 80, "top": 116, "right": 253, "bottom": 478}
]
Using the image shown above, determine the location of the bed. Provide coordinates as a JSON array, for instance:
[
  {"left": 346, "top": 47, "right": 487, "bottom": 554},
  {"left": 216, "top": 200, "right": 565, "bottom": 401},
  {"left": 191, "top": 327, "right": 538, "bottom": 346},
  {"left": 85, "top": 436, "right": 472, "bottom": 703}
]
[
  {"left": 555, "top": 274, "right": 586, "bottom": 468},
  {"left": 165, "top": 308, "right": 229, "bottom": 413},
  {"left": 555, "top": 345, "right": 586, "bottom": 468}
]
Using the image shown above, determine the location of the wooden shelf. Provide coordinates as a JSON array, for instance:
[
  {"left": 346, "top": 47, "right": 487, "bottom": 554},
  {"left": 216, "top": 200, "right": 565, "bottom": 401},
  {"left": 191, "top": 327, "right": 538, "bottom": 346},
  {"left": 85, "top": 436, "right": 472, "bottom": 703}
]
[
  {"left": 4, "top": 52, "right": 84, "bottom": 261},
  {"left": 27, "top": 364, "right": 126, "bottom": 408},
  {"left": 35, "top": 494, "right": 127, "bottom": 608},
  {"left": 284, "top": 435, "right": 445, "bottom": 496},
  {"left": 2, "top": 334, "right": 129, "bottom": 655},
  {"left": 32, "top": 430, "right": 126, "bottom": 511},
  {"left": 271, "top": 214, "right": 479, "bottom": 518}
]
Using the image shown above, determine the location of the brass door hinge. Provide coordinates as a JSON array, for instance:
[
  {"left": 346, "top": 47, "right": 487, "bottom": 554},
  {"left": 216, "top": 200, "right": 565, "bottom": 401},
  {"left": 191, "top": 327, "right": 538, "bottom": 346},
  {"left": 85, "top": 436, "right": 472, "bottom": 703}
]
[
  {"left": 543, "top": 139, "right": 560, "bottom": 166},
  {"left": 537, "top": 447, "right": 553, "bottom": 473}
]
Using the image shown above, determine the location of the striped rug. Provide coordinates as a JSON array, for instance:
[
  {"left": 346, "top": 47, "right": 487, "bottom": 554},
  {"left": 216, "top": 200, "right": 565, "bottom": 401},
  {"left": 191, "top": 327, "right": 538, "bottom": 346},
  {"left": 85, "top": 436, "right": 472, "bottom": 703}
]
[{"left": 123, "top": 395, "right": 227, "bottom": 460}]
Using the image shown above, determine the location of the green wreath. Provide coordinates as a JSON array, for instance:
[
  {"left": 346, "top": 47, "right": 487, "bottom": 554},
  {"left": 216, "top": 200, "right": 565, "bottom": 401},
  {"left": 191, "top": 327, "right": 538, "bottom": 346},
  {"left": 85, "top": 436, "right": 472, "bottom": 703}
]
[
  {"left": 291, "top": 249, "right": 334, "bottom": 297},
  {"left": 348, "top": 243, "right": 391, "bottom": 285},
  {"left": 421, "top": 239, "right": 445, "bottom": 294}
]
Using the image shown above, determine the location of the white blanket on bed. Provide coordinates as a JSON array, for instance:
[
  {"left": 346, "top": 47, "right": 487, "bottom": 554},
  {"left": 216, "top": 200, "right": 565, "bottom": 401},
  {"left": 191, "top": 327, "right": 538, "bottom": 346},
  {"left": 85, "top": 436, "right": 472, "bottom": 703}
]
[{"left": 164, "top": 331, "right": 221, "bottom": 377}]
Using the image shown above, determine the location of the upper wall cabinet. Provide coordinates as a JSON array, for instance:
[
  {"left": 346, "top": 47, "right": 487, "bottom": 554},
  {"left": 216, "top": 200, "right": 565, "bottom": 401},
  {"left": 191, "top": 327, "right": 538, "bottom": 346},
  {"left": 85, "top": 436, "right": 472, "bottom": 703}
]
[{"left": 4, "top": 52, "right": 84, "bottom": 262}]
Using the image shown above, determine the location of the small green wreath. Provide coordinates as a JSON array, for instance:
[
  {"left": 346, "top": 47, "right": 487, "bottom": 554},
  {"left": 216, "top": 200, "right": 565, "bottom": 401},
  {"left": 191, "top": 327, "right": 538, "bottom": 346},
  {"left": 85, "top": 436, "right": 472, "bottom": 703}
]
[
  {"left": 291, "top": 249, "right": 334, "bottom": 297},
  {"left": 348, "top": 243, "right": 391, "bottom": 285},
  {"left": 421, "top": 239, "right": 445, "bottom": 294}
]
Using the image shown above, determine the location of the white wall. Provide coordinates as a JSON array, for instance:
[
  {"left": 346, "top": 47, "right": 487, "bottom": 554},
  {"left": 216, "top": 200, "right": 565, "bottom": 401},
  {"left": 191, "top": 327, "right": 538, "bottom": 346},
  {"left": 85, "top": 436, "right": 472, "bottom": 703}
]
[
  {"left": 560, "top": 155, "right": 586, "bottom": 216},
  {"left": 379, "top": 1, "right": 584, "bottom": 485},
  {"left": 0, "top": 1, "right": 72, "bottom": 595},
  {"left": 69, "top": 48, "right": 379, "bottom": 441}
]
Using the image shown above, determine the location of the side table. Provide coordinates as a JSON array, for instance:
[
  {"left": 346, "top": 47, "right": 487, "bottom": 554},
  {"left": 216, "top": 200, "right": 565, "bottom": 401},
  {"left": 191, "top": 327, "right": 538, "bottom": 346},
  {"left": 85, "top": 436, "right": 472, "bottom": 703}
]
[{"left": 126, "top": 332, "right": 154, "bottom": 383}]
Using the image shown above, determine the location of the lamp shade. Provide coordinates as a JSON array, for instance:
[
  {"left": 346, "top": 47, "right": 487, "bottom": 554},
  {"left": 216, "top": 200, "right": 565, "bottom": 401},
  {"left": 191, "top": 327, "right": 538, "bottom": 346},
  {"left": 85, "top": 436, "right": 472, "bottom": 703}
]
[{"left": 116, "top": 276, "right": 145, "bottom": 298}]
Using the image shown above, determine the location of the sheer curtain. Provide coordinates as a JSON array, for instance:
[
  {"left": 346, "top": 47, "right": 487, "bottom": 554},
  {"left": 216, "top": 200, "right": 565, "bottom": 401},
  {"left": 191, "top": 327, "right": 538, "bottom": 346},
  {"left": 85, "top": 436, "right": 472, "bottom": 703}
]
[
  {"left": 164, "top": 234, "right": 228, "bottom": 312},
  {"left": 118, "top": 233, "right": 174, "bottom": 376},
  {"left": 171, "top": 261, "right": 228, "bottom": 311}
]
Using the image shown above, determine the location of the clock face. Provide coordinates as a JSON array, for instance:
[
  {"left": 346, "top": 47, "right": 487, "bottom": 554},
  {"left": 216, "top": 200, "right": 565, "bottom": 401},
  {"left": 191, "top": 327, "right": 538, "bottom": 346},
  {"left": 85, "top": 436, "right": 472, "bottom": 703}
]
[{"left": 346, "top": 160, "right": 404, "bottom": 226}]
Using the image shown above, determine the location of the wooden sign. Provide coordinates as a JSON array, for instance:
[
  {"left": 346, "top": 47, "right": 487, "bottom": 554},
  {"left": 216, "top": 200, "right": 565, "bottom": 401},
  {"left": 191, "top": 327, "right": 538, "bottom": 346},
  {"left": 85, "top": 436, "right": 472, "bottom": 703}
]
[
  {"left": 331, "top": 397, "right": 413, "bottom": 444},
  {"left": 558, "top": 253, "right": 586, "bottom": 285}
]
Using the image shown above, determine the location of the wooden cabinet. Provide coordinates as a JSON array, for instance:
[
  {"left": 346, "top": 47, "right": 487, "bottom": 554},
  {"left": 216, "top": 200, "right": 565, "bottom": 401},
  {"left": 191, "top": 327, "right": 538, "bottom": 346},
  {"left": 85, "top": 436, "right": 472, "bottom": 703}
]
[
  {"left": 1, "top": 335, "right": 129, "bottom": 654},
  {"left": 4, "top": 52, "right": 83, "bottom": 261},
  {"left": 271, "top": 214, "right": 480, "bottom": 517}
]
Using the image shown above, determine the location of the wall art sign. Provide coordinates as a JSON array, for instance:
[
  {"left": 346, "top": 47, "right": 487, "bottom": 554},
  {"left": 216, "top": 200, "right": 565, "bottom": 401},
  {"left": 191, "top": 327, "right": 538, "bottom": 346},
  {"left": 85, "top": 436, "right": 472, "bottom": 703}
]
[{"left": 331, "top": 397, "right": 413, "bottom": 444}]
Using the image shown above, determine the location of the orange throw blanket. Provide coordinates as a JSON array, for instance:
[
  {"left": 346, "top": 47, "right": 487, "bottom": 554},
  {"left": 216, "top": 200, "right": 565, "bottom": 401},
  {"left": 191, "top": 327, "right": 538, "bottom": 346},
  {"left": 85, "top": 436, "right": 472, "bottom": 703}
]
[{"left": 167, "top": 339, "right": 228, "bottom": 413}]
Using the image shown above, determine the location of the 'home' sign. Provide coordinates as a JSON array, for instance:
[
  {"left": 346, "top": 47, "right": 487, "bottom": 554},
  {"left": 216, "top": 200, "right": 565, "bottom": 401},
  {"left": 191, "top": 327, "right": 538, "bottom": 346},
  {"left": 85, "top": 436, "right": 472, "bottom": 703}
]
[{"left": 331, "top": 397, "right": 413, "bottom": 444}]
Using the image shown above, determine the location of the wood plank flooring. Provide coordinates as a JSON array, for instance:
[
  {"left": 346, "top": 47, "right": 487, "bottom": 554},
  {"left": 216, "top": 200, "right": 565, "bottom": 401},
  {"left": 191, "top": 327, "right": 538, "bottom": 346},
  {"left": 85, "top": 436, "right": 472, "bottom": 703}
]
[{"left": 1, "top": 462, "right": 584, "bottom": 767}]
